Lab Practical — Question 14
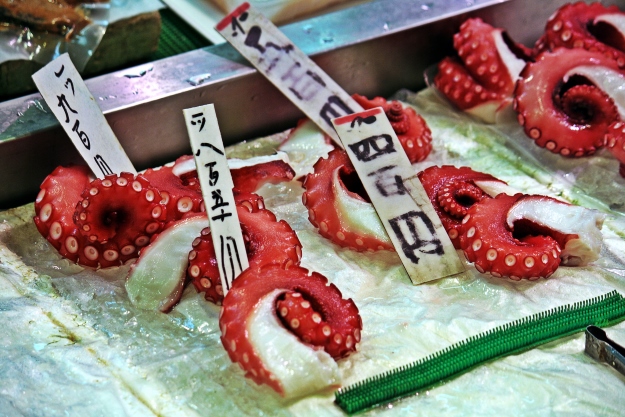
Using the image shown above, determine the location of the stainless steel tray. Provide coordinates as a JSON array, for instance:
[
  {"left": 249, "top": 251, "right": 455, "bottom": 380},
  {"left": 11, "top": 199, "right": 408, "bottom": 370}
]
[{"left": 1, "top": 0, "right": 623, "bottom": 209}]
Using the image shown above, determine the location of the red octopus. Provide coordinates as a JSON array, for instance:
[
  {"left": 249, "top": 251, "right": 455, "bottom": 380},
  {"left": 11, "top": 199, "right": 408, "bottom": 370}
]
[
  {"left": 299, "top": 95, "right": 433, "bottom": 252},
  {"left": 142, "top": 157, "right": 205, "bottom": 222},
  {"left": 34, "top": 154, "right": 298, "bottom": 268},
  {"left": 513, "top": 47, "right": 624, "bottom": 157},
  {"left": 420, "top": 165, "right": 604, "bottom": 280},
  {"left": 459, "top": 193, "right": 562, "bottom": 280},
  {"left": 417, "top": 165, "right": 509, "bottom": 248},
  {"left": 73, "top": 172, "right": 168, "bottom": 267},
  {"left": 220, "top": 264, "right": 361, "bottom": 396},
  {"left": 34, "top": 165, "right": 99, "bottom": 267},
  {"left": 433, "top": 17, "right": 531, "bottom": 123},
  {"left": 302, "top": 148, "right": 394, "bottom": 252},
  {"left": 188, "top": 198, "right": 303, "bottom": 305},
  {"left": 34, "top": 167, "right": 169, "bottom": 268},
  {"left": 534, "top": 2, "right": 625, "bottom": 63}
]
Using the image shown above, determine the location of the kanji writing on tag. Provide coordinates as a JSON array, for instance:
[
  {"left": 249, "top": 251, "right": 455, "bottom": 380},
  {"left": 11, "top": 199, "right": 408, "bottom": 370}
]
[
  {"left": 191, "top": 112, "right": 206, "bottom": 131},
  {"left": 211, "top": 189, "right": 232, "bottom": 222},
  {"left": 348, "top": 134, "right": 397, "bottom": 162},
  {"left": 32, "top": 54, "right": 136, "bottom": 178},
  {"left": 184, "top": 104, "right": 249, "bottom": 295},
  {"left": 52, "top": 65, "right": 99, "bottom": 163},
  {"left": 389, "top": 210, "right": 444, "bottom": 264},
  {"left": 203, "top": 161, "right": 219, "bottom": 186},
  {"left": 195, "top": 145, "right": 233, "bottom": 222},
  {"left": 320, "top": 95, "right": 354, "bottom": 127},
  {"left": 94, "top": 155, "right": 113, "bottom": 176},
  {"left": 57, "top": 94, "right": 77, "bottom": 123},
  {"left": 216, "top": 2, "right": 363, "bottom": 144},
  {"left": 218, "top": 235, "right": 245, "bottom": 291},
  {"left": 54, "top": 65, "right": 96, "bottom": 154},
  {"left": 368, "top": 165, "right": 407, "bottom": 197}
]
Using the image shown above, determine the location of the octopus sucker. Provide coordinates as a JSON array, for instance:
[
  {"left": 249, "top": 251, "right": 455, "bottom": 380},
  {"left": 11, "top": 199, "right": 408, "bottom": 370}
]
[
  {"left": 605, "top": 119, "right": 625, "bottom": 177},
  {"left": 276, "top": 291, "right": 348, "bottom": 356},
  {"left": 513, "top": 47, "right": 621, "bottom": 157},
  {"left": 33, "top": 165, "right": 101, "bottom": 268}
]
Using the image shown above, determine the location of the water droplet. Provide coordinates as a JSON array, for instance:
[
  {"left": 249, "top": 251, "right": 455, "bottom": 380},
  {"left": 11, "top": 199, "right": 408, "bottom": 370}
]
[
  {"left": 187, "top": 73, "right": 212, "bottom": 86},
  {"left": 421, "top": 3, "right": 431, "bottom": 10},
  {"left": 383, "top": 23, "right": 390, "bottom": 31},
  {"left": 30, "top": 100, "right": 46, "bottom": 113},
  {"left": 322, "top": 36, "right": 334, "bottom": 44},
  {"left": 121, "top": 64, "right": 154, "bottom": 79},
  {"left": 302, "top": 24, "right": 313, "bottom": 34}
]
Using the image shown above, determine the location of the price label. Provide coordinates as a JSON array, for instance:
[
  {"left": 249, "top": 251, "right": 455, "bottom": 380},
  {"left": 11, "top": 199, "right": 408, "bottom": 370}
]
[
  {"left": 332, "top": 108, "right": 464, "bottom": 284},
  {"left": 216, "top": 2, "right": 363, "bottom": 146},
  {"left": 32, "top": 53, "right": 135, "bottom": 178},
  {"left": 184, "top": 104, "right": 249, "bottom": 294}
]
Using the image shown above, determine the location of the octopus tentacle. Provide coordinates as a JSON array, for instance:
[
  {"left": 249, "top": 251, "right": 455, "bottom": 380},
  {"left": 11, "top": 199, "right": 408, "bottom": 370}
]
[
  {"left": 453, "top": 18, "right": 528, "bottom": 96},
  {"left": 434, "top": 57, "right": 504, "bottom": 120},
  {"left": 74, "top": 172, "right": 168, "bottom": 266},
  {"left": 302, "top": 148, "right": 393, "bottom": 252},
  {"left": 534, "top": 2, "right": 625, "bottom": 63},
  {"left": 33, "top": 165, "right": 101, "bottom": 267},
  {"left": 276, "top": 291, "right": 353, "bottom": 359},
  {"left": 189, "top": 200, "right": 302, "bottom": 304},
  {"left": 418, "top": 165, "right": 508, "bottom": 248},
  {"left": 171, "top": 152, "right": 296, "bottom": 193},
  {"left": 437, "top": 180, "right": 485, "bottom": 219},
  {"left": 459, "top": 193, "right": 562, "bottom": 280},
  {"left": 230, "top": 159, "right": 296, "bottom": 193},
  {"left": 514, "top": 47, "right": 622, "bottom": 157},
  {"left": 352, "top": 94, "right": 433, "bottom": 163},
  {"left": 434, "top": 18, "right": 529, "bottom": 123},
  {"left": 142, "top": 159, "right": 204, "bottom": 222},
  {"left": 220, "top": 264, "right": 361, "bottom": 396}
]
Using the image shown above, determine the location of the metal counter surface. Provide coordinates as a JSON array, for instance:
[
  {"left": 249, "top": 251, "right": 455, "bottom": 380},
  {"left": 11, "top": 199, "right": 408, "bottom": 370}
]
[{"left": 0, "top": 0, "right": 623, "bottom": 208}]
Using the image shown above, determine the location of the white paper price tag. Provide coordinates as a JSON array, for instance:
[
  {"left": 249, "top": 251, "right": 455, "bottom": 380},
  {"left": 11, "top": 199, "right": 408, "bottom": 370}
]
[
  {"left": 216, "top": 2, "right": 363, "bottom": 145},
  {"left": 184, "top": 104, "right": 249, "bottom": 294},
  {"left": 332, "top": 107, "right": 464, "bottom": 284},
  {"left": 32, "top": 53, "right": 136, "bottom": 178}
]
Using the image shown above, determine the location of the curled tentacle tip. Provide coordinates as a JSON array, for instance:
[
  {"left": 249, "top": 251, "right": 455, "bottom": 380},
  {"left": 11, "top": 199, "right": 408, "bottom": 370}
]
[{"left": 514, "top": 47, "right": 622, "bottom": 157}]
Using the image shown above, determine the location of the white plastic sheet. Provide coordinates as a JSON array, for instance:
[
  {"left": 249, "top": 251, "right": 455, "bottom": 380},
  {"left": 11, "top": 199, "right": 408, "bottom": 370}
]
[{"left": 0, "top": 87, "right": 624, "bottom": 416}]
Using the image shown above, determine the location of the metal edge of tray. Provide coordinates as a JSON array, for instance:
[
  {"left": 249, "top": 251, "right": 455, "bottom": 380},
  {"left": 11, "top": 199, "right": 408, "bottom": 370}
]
[{"left": 0, "top": 0, "right": 621, "bottom": 209}]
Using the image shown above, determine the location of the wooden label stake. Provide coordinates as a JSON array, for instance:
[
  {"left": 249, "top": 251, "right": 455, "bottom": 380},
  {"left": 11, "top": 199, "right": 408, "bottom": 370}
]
[
  {"left": 332, "top": 108, "right": 464, "bottom": 284},
  {"left": 184, "top": 104, "right": 249, "bottom": 294},
  {"left": 32, "top": 53, "right": 135, "bottom": 177},
  {"left": 216, "top": 2, "right": 364, "bottom": 146}
]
